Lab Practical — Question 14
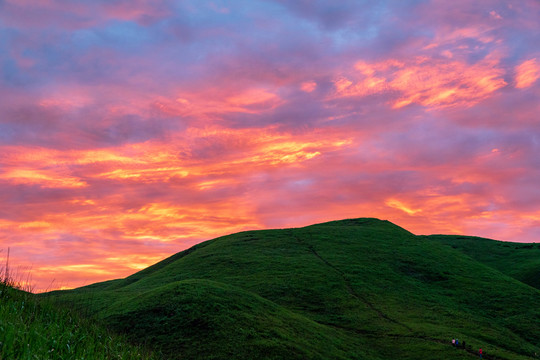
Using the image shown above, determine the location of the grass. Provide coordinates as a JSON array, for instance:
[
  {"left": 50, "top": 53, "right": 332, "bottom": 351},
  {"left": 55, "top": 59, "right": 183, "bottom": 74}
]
[
  {"left": 0, "top": 251, "right": 158, "bottom": 360},
  {"left": 426, "top": 234, "right": 540, "bottom": 290},
  {"left": 46, "top": 218, "right": 540, "bottom": 359}
]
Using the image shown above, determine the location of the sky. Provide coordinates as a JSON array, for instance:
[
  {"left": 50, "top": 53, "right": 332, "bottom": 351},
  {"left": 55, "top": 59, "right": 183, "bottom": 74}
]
[{"left": 1, "top": 0, "right": 539, "bottom": 292}]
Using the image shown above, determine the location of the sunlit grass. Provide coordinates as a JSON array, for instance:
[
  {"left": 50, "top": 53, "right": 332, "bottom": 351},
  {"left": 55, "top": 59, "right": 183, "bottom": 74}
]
[{"left": 0, "top": 251, "right": 158, "bottom": 360}]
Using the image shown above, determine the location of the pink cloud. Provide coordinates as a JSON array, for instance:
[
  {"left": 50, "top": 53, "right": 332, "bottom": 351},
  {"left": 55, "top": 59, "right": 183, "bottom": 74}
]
[
  {"left": 333, "top": 56, "right": 507, "bottom": 109},
  {"left": 489, "top": 10, "right": 503, "bottom": 20},
  {"left": 515, "top": 58, "right": 540, "bottom": 88},
  {"left": 0, "top": 0, "right": 172, "bottom": 29},
  {"left": 301, "top": 81, "right": 317, "bottom": 93},
  {"left": 0, "top": 127, "right": 354, "bottom": 290},
  {"left": 101, "top": 0, "right": 172, "bottom": 24},
  {"left": 1, "top": 0, "right": 540, "bottom": 293}
]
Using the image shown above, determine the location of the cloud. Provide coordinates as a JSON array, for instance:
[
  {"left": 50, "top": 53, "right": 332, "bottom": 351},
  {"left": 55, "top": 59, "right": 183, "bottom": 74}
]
[
  {"left": 0, "top": 0, "right": 173, "bottom": 29},
  {"left": 331, "top": 40, "right": 510, "bottom": 109},
  {"left": 515, "top": 58, "right": 540, "bottom": 88},
  {"left": 1, "top": 0, "right": 540, "bottom": 291}
]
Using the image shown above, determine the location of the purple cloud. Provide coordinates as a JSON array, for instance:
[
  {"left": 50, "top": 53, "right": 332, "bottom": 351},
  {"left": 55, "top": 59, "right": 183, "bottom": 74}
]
[{"left": 1, "top": 0, "right": 539, "bottom": 291}]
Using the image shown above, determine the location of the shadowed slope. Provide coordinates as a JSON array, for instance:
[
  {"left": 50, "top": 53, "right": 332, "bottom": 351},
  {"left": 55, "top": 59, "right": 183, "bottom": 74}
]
[{"left": 104, "top": 279, "right": 375, "bottom": 360}]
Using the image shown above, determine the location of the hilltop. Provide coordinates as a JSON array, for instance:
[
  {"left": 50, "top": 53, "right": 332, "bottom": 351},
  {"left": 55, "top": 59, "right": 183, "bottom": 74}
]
[{"left": 47, "top": 218, "right": 540, "bottom": 359}]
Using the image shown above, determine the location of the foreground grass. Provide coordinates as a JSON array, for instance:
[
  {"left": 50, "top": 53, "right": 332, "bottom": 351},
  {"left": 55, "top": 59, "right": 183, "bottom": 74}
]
[{"left": 0, "top": 274, "right": 157, "bottom": 360}]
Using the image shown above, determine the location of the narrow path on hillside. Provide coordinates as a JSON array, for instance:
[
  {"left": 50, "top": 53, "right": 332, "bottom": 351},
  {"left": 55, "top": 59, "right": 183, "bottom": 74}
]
[{"left": 290, "top": 230, "right": 412, "bottom": 332}]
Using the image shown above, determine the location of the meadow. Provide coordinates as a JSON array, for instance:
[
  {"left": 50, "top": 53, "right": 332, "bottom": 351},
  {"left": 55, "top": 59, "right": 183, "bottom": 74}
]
[{"left": 0, "top": 253, "right": 157, "bottom": 360}]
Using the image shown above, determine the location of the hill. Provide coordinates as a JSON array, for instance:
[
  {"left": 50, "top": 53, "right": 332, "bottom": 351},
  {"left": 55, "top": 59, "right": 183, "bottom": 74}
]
[
  {"left": 426, "top": 234, "right": 540, "bottom": 290},
  {"left": 47, "top": 218, "right": 540, "bottom": 359}
]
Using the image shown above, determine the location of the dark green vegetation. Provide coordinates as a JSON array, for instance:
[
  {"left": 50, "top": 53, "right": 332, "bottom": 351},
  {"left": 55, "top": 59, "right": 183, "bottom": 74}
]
[
  {"left": 38, "top": 219, "right": 540, "bottom": 359},
  {"left": 426, "top": 234, "right": 540, "bottom": 291},
  {"left": 0, "top": 266, "right": 157, "bottom": 359}
]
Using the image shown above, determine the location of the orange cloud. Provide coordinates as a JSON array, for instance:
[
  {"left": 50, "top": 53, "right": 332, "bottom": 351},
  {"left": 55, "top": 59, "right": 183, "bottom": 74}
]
[
  {"left": 385, "top": 199, "right": 422, "bottom": 215},
  {"left": 86, "top": 127, "right": 352, "bottom": 183},
  {"left": 0, "top": 126, "right": 354, "bottom": 291},
  {"left": 225, "top": 88, "right": 283, "bottom": 112},
  {"left": 334, "top": 57, "right": 507, "bottom": 109},
  {"left": 18, "top": 221, "right": 52, "bottom": 230},
  {"left": 515, "top": 58, "right": 540, "bottom": 88},
  {"left": 0, "top": 168, "right": 87, "bottom": 188}
]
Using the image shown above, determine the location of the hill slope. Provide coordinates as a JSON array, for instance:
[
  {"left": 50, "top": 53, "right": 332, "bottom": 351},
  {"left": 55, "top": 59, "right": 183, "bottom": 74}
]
[
  {"left": 49, "top": 218, "right": 540, "bottom": 360},
  {"left": 426, "top": 234, "right": 540, "bottom": 290}
]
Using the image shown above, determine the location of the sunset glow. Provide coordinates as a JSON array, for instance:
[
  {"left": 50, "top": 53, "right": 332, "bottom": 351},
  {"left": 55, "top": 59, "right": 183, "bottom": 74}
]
[{"left": 1, "top": 0, "right": 539, "bottom": 291}]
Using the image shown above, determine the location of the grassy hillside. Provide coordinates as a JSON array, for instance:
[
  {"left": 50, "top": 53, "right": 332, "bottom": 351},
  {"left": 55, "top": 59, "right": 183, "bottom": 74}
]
[
  {"left": 48, "top": 218, "right": 540, "bottom": 360},
  {"left": 426, "top": 235, "right": 540, "bottom": 290},
  {"left": 0, "top": 271, "right": 157, "bottom": 359}
]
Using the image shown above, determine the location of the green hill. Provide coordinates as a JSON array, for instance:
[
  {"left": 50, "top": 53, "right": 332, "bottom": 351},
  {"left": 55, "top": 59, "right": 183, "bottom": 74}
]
[
  {"left": 426, "top": 234, "right": 540, "bottom": 290},
  {"left": 47, "top": 218, "right": 540, "bottom": 359}
]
